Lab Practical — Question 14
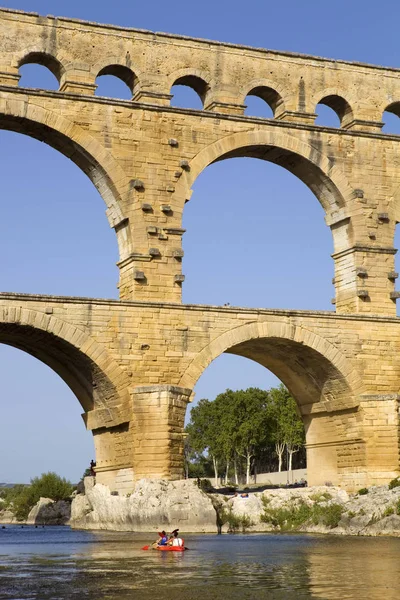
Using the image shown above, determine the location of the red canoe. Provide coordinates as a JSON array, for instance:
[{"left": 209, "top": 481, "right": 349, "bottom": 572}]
[{"left": 156, "top": 545, "right": 185, "bottom": 552}]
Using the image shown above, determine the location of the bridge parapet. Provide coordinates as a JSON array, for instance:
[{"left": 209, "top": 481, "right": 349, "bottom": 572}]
[{"left": 0, "top": 7, "right": 399, "bottom": 129}]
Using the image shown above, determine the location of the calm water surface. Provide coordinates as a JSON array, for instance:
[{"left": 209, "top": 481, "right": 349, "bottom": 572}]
[{"left": 0, "top": 526, "right": 399, "bottom": 599}]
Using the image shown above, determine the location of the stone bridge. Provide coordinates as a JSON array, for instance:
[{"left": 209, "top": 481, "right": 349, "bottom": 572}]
[{"left": 0, "top": 8, "right": 400, "bottom": 491}]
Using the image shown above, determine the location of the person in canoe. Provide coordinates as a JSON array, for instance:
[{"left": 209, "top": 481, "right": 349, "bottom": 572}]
[
  {"left": 168, "top": 529, "right": 184, "bottom": 548},
  {"left": 153, "top": 530, "right": 168, "bottom": 548}
]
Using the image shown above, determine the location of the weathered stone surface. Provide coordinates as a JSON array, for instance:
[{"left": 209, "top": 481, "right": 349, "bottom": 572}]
[
  {"left": 26, "top": 497, "right": 71, "bottom": 525},
  {"left": 71, "top": 477, "right": 216, "bottom": 532},
  {"left": 0, "top": 9, "right": 399, "bottom": 492}
]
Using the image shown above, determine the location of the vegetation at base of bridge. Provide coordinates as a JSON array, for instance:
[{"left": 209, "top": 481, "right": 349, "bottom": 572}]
[
  {"left": 185, "top": 385, "right": 305, "bottom": 485},
  {"left": 0, "top": 472, "right": 73, "bottom": 521},
  {"left": 260, "top": 495, "right": 344, "bottom": 530}
]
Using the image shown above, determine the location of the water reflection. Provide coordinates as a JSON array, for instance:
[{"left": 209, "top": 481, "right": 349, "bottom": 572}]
[
  {"left": 0, "top": 527, "right": 399, "bottom": 599},
  {"left": 305, "top": 536, "right": 400, "bottom": 599}
]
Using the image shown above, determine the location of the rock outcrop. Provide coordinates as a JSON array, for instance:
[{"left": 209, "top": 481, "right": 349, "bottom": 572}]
[
  {"left": 0, "top": 508, "right": 17, "bottom": 524},
  {"left": 71, "top": 478, "right": 400, "bottom": 536},
  {"left": 26, "top": 497, "right": 71, "bottom": 525},
  {"left": 71, "top": 477, "right": 217, "bottom": 532}
]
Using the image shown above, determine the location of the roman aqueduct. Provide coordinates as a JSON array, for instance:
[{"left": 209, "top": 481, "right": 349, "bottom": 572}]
[{"left": 1, "top": 8, "right": 400, "bottom": 490}]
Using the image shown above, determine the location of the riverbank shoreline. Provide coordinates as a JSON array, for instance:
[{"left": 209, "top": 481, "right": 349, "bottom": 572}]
[
  {"left": 3, "top": 476, "right": 400, "bottom": 537},
  {"left": 68, "top": 477, "right": 400, "bottom": 537}
]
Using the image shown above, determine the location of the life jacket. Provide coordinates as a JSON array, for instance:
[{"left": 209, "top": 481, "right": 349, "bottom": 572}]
[
  {"left": 159, "top": 536, "right": 168, "bottom": 545},
  {"left": 172, "top": 537, "right": 184, "bottom": 547}
]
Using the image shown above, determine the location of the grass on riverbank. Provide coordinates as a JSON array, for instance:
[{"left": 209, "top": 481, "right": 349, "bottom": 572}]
[{"left": 260, "top": 496, "right": 343, "bottom": 530}]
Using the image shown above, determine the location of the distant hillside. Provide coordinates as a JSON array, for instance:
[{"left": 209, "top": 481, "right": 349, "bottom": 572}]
[{"left": 0, "top": 483, "right": 19, "bottom": 488}]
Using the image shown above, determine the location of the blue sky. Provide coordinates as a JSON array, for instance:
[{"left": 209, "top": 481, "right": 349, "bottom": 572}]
[{"left": 1, "top": 0, "right": 400, "bottom": 483}]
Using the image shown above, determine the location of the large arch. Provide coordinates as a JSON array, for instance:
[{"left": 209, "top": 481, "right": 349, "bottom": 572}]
[
  {"left": 0, "top": 96, "right": 133, "bottom": 260},
  {"left": 174, "top": 129, "right": 355, "bottom": 221},
  {"left": 0, "top": 305, "right": 131, "bottom": 429},
  {"left": 180, "top": 320, "right": 361, "bottom": 413},
  {"left": 180, "top": 319, "right": 363, "bottom": 486}
]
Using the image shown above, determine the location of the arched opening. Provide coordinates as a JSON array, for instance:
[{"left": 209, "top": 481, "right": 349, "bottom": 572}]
[
  {"left": 95, "top": 65, "right": 135, "bottom": 100},
  {"left": 0, "top": 316, "right": 131, "bottom": 484},
  {"left": 0, "top": 343, "right": 94, "bottom": 483},
  {"left": 18, "top": 52, "right": 62, "bottom": 91},
  {"left": 244, "top": 86, "right": 281, "bottom": 118},
  {"left": 186, "top": 354, "right": 306, "bottom": 484},
  {"left": 182, "top": 156, "right": 334, "bottom": 310},
  {"left": 183, "top": 325, "right": 360, "bottom": 488},
  {"left": 0, "top": 130, "right": 118, "bottom": 298},
  {"left": 382, "top": 102, "right": 400, "bottom": 134},
  {"left": 170, "top": 75, "right": 208, "bottom": 109},
  {"left": 315, "top": 95, "right": 352, "bottom": 128}
]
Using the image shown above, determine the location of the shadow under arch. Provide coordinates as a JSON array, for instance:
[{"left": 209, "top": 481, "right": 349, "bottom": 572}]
[
  {"left": 0, "top": 305, "right": 131, "bottom": 428},
  {"left": 175, "top": 129, "right": 355, "bottom": 222},
  {"left": 0, "top": 97, "right": 133, "bottom": 260},
  {"left": 180, "top": 320, "right": 361, "bottom": 413}
]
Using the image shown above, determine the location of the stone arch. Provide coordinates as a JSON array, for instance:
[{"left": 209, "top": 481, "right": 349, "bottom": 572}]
[
  {"left": 241, "top": 78, "right": 291, "bottom": 116},
  {"left": 382, "top": 100, "right": 400, "bottom": 118},
  {"left": 91, "top": 55, "right": 142, "bottom": 94},
  {"left": 312, "top": 88, "right": 354, "bottom": 128},
  {"left": 174, "top": 128, "right": 355, "bottom": 218},
  {"left": 0, "top": 305, "right": 131, "bottom": 427},
  {"left": 0, "top": 96, "right": 133, "bottom": 259},
  {"left": 180, "top": 320, "right": 362, "bottom": 413},
  {"left": 168, "top": 67, "right": 212, "bottom": 105},
  {"left": 180, "top": 319, "right": 364, "bottom": 487},
  {"left": 18, "top": 51, "right": 65, "bottom": 85},
  {"left": 95, "top": 64, "right": 137, "bottom": 97}
]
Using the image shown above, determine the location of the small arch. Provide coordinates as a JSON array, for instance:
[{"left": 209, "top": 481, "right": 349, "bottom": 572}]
[
  {"left": 245, "top": 86, "right": 283, "bottom": 118},
  {"left": 382, "top": 102, "right": 400, "bottom": 134},
  {"left": 169, "top": 70, "right": 209, "bottom": 109},
  {"left": 315, "top": 95, "right": 353, "bottom": 128},
  {"left": 95, "top": 64, "right": 136, "bottom": 100},
  {"left": 18, "top": 52, "right": 63, "bottom": 90}
]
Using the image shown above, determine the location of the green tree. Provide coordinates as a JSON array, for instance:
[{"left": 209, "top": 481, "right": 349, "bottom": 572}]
[
  {"left": 185, "top": 385, "right": 305, "bottom": 484},
  {"left": 185, "top": 399, "right": 223, "bottom": 484},
  {"left": 231, "top": 388, "right": 271, "bottom": 484},
  {"left": 4, "top": 472, "right": 73, "bottom": 521},
  {"left": 269, "top": 385, "right": 305, "bottom": 472}
]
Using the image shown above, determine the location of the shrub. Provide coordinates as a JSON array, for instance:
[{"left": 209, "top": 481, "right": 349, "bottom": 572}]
[
  {"left": 311, "top": 504, "right": 343, "bottom": 528},
  {"left": 388, "top": 477, "right": 400, "bottom": 490},
  {"left": 198, "top": 478, "right": 213, "bottom": 493},
  {"left": 29, "top": 472, "right": 73, "bottom": 502},
  {"left": 358, "top": 488, "right": 369, "bottom": 495},
  {"left": 4, "top": 472, "right": 73, "bottom": 521},
  {"left": 382, "top": 506, "right": 394, "bottom": 518},
  {"left": 238, "top": 514, "right": 254, "bottom": 532},
  {"left": 222, "top": 507, "right": 254, "bottom": 533},
  {"left": 396, "top": 499, "right": 400, "bottom": 516},
  {"left": 261, "top": 500, "right": 343, "bottom": 530},
  {"left": 310, "top": 492, "right": 332, "bottom": 503},
  {"left": 347, "top": 511, "right": 356, "bottom": 518}
]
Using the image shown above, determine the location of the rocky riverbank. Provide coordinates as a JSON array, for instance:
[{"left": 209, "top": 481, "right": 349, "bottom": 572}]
[
  {"left": 69, "top": 477, "right": 400, "bottom": 537},
  {"left": 0, "top": 498, "right": 70, "bottom": 525}
]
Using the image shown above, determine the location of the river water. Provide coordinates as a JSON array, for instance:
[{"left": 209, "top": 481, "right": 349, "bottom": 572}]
[{"left": 0, "top": 526, "right": 400, "bottom": 599}]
